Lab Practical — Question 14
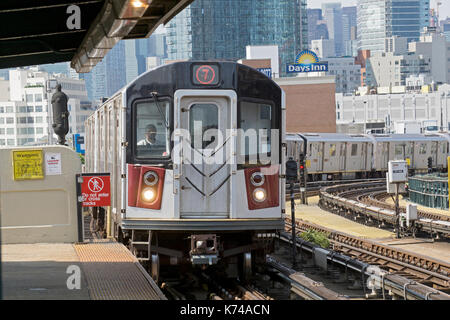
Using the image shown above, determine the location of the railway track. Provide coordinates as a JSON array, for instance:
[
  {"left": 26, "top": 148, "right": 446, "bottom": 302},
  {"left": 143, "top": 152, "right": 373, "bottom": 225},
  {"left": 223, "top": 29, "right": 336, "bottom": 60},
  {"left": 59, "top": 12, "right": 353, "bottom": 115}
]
[
  {"left": 318, "top": 181, "right": 450, "bottom": 236},
  {"left": 285, "top": 216, "right": 450, "bottom": 297}
]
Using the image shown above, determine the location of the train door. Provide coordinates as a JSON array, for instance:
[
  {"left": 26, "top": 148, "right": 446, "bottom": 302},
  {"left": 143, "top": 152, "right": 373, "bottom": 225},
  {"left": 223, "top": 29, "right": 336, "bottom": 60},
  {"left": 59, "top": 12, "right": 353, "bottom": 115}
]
[
  {"left": 317, "top": 142, "right": 324, "bottom": 172},
  {"left": 338, "top": 143, "right": 346, "bottom": 171},
  {"left": 382, "top": 142, "right": 389, "bottom": 170},
  {"left": 175, "top": 91, "right": 235, "bottom": 218},
  {"left": 361, "top": 143, "right": 367, "bottom": 171},
  {"left": 323, "top": 143, "right": 337, "bottom": 172}
]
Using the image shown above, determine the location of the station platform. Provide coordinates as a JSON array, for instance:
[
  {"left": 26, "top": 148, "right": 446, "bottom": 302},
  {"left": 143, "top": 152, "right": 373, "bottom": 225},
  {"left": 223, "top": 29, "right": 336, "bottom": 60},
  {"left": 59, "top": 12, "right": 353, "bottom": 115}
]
[
  {"left": 1, "top": 240, "right": 166, "bottom": 300},
  {"left": 290, "top": 196, "right": 395, "bottom": 239}
]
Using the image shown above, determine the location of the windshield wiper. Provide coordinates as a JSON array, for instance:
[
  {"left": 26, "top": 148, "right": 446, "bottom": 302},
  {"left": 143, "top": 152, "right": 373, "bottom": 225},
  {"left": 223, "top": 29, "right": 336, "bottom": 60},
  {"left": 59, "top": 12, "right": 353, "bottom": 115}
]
[{"left": 151, "top": 92, "right": 169, "bottom": 130}]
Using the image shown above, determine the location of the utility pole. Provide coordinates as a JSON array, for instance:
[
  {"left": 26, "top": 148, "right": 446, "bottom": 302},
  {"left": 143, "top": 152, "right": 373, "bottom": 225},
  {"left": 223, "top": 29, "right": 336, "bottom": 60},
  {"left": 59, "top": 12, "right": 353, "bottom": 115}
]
[{"left": 286, "top": 157, "right": 298, "bottom": 269}]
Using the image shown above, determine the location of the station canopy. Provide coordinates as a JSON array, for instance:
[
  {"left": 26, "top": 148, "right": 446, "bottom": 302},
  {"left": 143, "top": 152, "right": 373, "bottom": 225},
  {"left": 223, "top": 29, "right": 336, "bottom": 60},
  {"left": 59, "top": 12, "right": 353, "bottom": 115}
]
[{"left": 0, "top": 0, "right": 193, "bottom": 72}]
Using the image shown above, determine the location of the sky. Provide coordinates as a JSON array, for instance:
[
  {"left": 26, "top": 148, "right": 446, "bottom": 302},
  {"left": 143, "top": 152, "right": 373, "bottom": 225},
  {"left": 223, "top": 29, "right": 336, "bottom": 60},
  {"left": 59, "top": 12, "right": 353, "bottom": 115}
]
[{"left": 307, "top": 0, "right": 450, "bottom": 19}]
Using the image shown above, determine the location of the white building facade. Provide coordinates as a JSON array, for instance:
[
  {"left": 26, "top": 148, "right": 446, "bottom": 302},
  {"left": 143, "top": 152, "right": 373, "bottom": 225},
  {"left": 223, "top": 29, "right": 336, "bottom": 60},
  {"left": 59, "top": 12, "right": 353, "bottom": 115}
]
[
  {"left": 0, "top": 68, "right": 93, "bottom": 147},
  {"left": 326, "top": 57, "right": 361, "bottom": 94},
  {"left": 336, "top": 85, "right": 450, "bottom": 133}
]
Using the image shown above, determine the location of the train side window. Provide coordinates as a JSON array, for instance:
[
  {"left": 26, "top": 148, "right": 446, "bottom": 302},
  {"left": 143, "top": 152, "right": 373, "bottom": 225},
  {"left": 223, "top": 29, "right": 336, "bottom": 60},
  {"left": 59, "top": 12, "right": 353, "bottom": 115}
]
[
  {"left": 189, "top": 103, "right": 218, "bottom": 149},
  {"left": 330, "top": 144, "right": 336, "bottom": 157},
  {"left": 431, "top": 143, "right": 437, "bottom": 154},
  {"left": 351, "top": 143, "right": 357, "bottom": 156},
  {"left": 419, "top": 143, "right": 427, "bottom": 154},
  {"left": 135, "top": 100, "right": 170, "bottom": 158}
]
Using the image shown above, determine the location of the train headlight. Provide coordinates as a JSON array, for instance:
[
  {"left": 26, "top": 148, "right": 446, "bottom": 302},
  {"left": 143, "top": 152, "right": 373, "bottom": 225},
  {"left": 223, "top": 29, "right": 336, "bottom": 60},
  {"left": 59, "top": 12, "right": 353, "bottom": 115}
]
[
  {"left": 250, "top": 172, "right": 265, "bottom": 186},
  {"left": 142, "top": 188, "right": 156, "bottom": 202},
  {"left": 143, "top": 171, "right": 159, "bottom": 186},
  {"left": 253, "top": 188, "right": 266, "bottom": 202}
]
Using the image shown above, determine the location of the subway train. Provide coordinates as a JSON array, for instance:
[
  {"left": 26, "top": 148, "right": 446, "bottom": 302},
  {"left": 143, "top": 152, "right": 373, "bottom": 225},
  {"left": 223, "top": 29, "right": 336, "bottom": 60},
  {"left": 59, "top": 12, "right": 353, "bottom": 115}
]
[
  {"left": 84, "top": 61, "right": 285, "bottom": 280},
  {"left": 286, "top": 132, "right": 450, "bottom": 181}
]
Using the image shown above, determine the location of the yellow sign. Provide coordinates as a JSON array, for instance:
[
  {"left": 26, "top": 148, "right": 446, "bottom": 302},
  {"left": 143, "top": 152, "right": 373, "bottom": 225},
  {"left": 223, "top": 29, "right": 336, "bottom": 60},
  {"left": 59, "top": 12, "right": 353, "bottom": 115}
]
[
  {"left": 305, "top": 159, "right": 311, "bottom": 168},
  {"left": 406, "top": 158, "right": 411, "bottom": 166},
  {"left": 12, "top": 150, "right": 44, "bottom": 180}
]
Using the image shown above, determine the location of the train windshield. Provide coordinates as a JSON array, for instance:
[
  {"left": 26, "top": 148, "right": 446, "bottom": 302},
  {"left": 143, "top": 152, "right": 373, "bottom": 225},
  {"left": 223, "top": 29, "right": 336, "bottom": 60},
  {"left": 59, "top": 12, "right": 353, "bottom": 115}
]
[{"left": 135, "top": 100, "right": 170, "bottom": 158}]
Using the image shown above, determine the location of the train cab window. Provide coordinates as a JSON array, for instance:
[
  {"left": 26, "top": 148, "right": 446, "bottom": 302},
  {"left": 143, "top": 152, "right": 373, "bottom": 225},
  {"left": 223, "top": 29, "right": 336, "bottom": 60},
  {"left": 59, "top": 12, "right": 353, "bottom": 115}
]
[
  {"left": 351, "top": 144, "right": 357, "bottom": 156},
  {"left": 189, "top": 104, "right": 218, "bottom": 149},
  {"left": 135, "top": 100, "right": 170, "bottom": 158},
  {"left": 238, "top": 101, "right": 273, "bottom": 162}
]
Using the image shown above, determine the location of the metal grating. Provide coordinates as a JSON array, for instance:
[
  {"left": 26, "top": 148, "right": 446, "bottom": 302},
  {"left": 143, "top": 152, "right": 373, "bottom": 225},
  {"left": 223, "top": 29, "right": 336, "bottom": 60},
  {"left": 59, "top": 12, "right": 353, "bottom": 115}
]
[{"left": 74, "top": 240, "right": 166, "bottom": 300}]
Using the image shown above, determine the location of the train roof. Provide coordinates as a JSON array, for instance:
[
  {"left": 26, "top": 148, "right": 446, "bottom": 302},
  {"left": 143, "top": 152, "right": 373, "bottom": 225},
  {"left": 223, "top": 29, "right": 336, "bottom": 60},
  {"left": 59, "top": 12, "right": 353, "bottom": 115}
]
[
  {"left": 287, "top": 133, "right": 372, "bottom": 142},
  {"left": 123, "top": 61, "right": 282, "bottom": 106},
  {"left": 370, "top": 133, "right": 447, "bottom": 142}
]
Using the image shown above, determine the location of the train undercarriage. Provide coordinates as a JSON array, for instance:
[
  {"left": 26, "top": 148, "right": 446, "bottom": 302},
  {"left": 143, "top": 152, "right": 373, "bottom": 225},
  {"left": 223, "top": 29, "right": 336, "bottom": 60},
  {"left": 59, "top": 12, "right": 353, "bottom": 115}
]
[{"left": 89, "top": 206, "right": 276, "bottom": 282}]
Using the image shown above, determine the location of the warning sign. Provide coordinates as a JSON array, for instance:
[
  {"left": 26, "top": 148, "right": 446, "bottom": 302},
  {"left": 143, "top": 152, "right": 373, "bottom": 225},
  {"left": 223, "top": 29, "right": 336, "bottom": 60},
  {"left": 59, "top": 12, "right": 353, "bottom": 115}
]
[
  {"left": 12, "top": 150, "right": 44, "bottom": 180},
  {"left": 81, "top": 175, "right": 110, "bottom": 207},
  {"left": 45, "top": 152, "right": 62, "bottom": 175}
]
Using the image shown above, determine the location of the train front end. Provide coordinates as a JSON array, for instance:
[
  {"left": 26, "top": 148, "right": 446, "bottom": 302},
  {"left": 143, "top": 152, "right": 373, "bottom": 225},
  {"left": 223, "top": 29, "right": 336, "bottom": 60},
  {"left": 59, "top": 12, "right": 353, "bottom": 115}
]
[{"left": 121, "top": 62, "right": 285, "bottom": 277}]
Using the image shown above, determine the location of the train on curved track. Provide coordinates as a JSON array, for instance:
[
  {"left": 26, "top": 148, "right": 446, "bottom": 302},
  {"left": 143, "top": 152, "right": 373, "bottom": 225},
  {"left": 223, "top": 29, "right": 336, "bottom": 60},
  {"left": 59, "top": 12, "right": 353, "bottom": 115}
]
[
  {"left": 287, "top": 132, "right": 450, "bottom": 181},
  {"left": 84, "top": 61, "right": 285, "bottom": 281}
]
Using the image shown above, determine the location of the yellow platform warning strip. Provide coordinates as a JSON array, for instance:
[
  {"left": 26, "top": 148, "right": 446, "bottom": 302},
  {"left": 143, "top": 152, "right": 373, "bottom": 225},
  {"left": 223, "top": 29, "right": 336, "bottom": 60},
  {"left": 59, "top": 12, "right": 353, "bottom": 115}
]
[
  {"left": 74, "top": 240, "right": 166, "bottom": 300},
  {"left": 287, "top": 196, "right": 394, "bottom": 239}
]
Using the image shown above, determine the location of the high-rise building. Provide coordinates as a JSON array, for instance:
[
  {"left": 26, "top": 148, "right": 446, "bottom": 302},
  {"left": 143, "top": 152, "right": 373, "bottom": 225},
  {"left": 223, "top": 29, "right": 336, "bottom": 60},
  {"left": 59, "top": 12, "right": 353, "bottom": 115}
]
[
  {"left": 358, "top": 0, "right": 430, "bottom": 52},
  {"left": 166, "top": 0, "right": 308, "bottom": 76},
  {"left": 322, "top": 3, "right": 344, "bottom": 57},
  {"left": 342, "top": 6, "right": 357, "bottom": 42},
  {"left": 342, "top": 6, "right": 357, "bottom": 56},
  {"left": 80, "top": 41, "right": 126, "bottom": 101},
  {"left": 307, "top": 9, "right": 329, "bottom": 44}
]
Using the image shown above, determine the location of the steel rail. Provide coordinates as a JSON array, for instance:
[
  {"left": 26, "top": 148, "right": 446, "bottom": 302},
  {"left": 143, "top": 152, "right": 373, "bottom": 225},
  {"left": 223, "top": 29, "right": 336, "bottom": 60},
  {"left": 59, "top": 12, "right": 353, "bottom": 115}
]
[
  {"left": 277, "top": 231, "right": 450, "bottom": 300},
  {"left": 318, "top": 182, "right": 450, "bottom": 235},
  {"left": 266, "top": 255, "right": 350, "bottom": 300},
  {"left": 285, "top": 217, "right": 450, "bottom": 291}
]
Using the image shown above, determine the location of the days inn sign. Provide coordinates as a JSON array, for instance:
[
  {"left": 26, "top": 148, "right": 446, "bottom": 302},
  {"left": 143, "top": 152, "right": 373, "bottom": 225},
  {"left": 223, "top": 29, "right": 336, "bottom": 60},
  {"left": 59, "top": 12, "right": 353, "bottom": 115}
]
[{"left": 286, "top": 50, "right": 328, "bottom": 73}]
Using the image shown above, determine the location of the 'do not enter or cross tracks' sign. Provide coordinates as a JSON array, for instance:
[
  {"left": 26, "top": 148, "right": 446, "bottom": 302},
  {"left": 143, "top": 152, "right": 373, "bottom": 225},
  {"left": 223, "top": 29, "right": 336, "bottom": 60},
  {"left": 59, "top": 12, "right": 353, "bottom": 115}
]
[{"left": 79, "top": 174, "right": 110, "bottom": 207}]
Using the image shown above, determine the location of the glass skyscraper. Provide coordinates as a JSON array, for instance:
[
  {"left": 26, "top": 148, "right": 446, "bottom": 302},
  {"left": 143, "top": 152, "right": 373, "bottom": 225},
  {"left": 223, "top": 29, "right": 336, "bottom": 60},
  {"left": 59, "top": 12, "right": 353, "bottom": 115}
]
[
  {"left": 358, "top": 0, "right": 430, "bottom": 52},
  {"left": 166, "top": 0, "right": 308, "bottom": 76}
]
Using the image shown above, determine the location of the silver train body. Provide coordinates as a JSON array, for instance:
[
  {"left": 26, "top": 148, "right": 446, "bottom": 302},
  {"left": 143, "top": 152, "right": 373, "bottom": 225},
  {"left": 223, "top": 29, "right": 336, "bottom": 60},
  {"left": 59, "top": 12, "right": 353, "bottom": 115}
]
[
  {"left": 287, "top": 133, "right": 450, "bottom": 180},
  {"left": 84, "top": 62, "right": 285, "bottom": 274}
]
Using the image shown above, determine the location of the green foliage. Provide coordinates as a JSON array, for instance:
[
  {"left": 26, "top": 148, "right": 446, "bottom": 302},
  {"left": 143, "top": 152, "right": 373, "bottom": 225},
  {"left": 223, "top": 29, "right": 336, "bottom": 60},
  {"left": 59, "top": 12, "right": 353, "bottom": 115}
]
[
  {"left": 79, "top": 153, "right": 85, "bottom": 165},
  {"left": 299, "top": 229, "right": 330, "bottom": 249}
]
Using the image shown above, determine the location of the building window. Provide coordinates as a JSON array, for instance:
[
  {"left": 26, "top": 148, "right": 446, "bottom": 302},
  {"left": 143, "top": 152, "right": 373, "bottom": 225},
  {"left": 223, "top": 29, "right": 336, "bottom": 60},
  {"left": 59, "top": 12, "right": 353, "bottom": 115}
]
[
  {"left": 26, "top": 94, "right": 33, "bottom": 102},
  {"left": 27, "top": 106, "right": 34, "bottom": 113},
  {"left": 18, "top": 106, "right": 27, "bottom": 113},
  {"left": 7, "top": 128, "right": 14, "bottom": 135},
  {"left": 0, "top": 128, "right": 4, "bottom": 134},
  {"left": 35, "top": 94, "right": 42, "bottom": 102},
  {"left": 35, "top": 105, "right": 43, "bottom": 112},
  {"left": 6, "top": 106, "right": 13, "bottom": 113},
  {"left": 36, "top": 127, "right": 43, "bottom": 134},
  {"left": 7, "top": 139, "right": 14, "bottom": 146},
  {"left": 0, "top": 139, "right": 5, "bottom": 145},
  {"left": 6, "top": 117, "right": 14, "bottom": 124}
]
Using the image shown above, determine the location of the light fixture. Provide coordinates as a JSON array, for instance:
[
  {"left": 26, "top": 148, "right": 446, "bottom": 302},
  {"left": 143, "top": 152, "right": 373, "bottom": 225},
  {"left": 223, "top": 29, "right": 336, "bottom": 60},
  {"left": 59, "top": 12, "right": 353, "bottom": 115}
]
[
  {"left": 253, "top": 188, "right": 267, "bottom": 202},
  {"left": 142, "top": 188, "right": 156, "bottom": 202}
]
